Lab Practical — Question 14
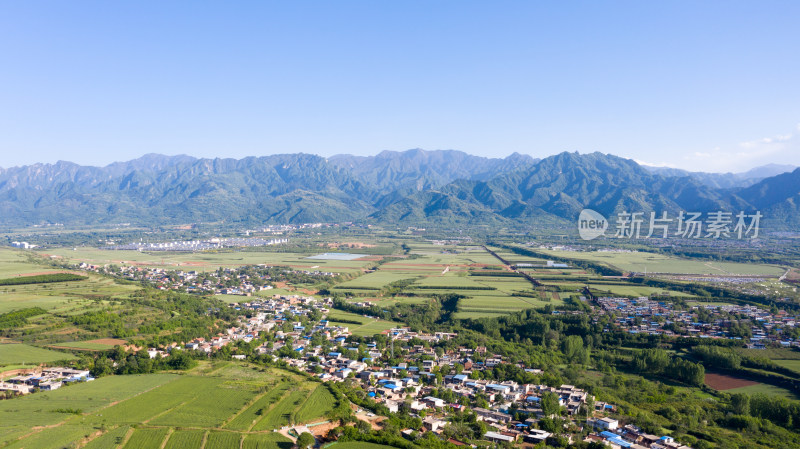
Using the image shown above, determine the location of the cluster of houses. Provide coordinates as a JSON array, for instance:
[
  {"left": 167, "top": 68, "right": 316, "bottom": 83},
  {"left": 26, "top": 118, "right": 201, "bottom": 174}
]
[
  {"left": 104, "top": 237, "right": 289, "bottom": 251},
  {"left": 594, "top": 296, "right": 799, "bottom": 347},
  {"left": 584, "top": 422, "right": 695, "bottom": 449},
  {"left": 216, "top": 296, "right": 672, "bottom": 448},
  {"left": 0, "top": 290, "right": 695, "bottom": 448},
  {"left": 77, "top": 263, "right": 337, "bottom": 296},
  {"left": 0, "top": 367, "right": 93, "bottom": 395}
]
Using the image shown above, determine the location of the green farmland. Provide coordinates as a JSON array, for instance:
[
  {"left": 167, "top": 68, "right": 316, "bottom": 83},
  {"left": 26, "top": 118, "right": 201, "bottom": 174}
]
[
  {"left": 537, "top": 248, "right": 786, "bottom": 276},
  {"left": 0, "top": 363, "right": 332, "bottom": 449},
  {"left": 0, "top": 343, "right": 76, "bottom": 366},
  {"left": 43, "top": 247, "right": 376, "bottom": 275},
  {"left": 325, "top": 309, "right": 399, "bottom": 337}
]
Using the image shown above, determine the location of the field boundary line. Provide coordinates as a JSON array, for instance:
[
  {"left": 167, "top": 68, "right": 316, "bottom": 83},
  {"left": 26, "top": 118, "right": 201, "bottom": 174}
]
[
  {"left": 116, "top": 427, "right": 135, "bottom": 449},
  {"left": 159, "top": 427, "right": 174, "bottom": 449},
  {"left": 248, "top": 385, "right": 293, "bottom": 431},
  {"left": 200, "top": 430, "right": 209, "bottom": 449},
  {"left": 221, "top": 386, "right": 273, "bottom": 429},
  {"left": 143, "top": 400, "right": 190, "bottom": 424}
]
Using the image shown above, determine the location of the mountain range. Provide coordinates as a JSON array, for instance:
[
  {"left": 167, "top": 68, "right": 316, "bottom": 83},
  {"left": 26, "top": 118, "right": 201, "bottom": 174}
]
[{"left": 0, "top": 150, "right": 798, "bottom": 229}]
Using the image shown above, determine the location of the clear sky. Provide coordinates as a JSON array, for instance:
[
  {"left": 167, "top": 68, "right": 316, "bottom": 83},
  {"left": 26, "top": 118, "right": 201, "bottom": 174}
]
[{"left": 1, "top": 1, "right": 799, "bottom": 172}]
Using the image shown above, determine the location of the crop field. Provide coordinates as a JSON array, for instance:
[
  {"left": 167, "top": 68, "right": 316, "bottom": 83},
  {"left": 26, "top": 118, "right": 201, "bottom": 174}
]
[
  {"left": 586, "top": 283, "right": 695, "bottom": 297},
  {"left": 0, "top": 248, "right": 65, "bottom": 278},
  {"left": 536, "top": 248, "right": 785, "bottom": 276},
  {"left": 325, "top": 309, "right": 399, "bottom": 337},
  {"left": 122, "top": 427, "right": 170, "bottom": 449},
  {"left": 0, "top": 273, "right": 134, "bottom": 316},
  {"left": 163, "top": 429, "right": 206, "bottom": 449},
  {"left": 3, "top": 423, "right": 95, "bottom": 449},
  {"left": 294, "top": 384, "right": 337, "bottom": 423},
  {"left": 253, "top": 389, "right": 312, "bottom": 430},
  {"left": 224, "top": 382, "right": 292, "bottom": 431},
  {"left": 83, "top": 425, "right": 130, "bottom": 449},
  {"left": 148, "top": 378, "right": 256, "bottom": 427},
  {"left": 0, "top": 343, "right": 76, "bottom": 365},
  {"left": 0, "top": 374, "right": 178, "bottom": 447},
  {"left": 206, "top": 431, "right": 242, "bottom": 449},
  {"left": 334, "top": 272, "right": 417, "bottom": 290},
  {"left": 725, "top": 382, "right": 800, "bottom": 399},
  {"left": 42, "top": 247, "right": 375, "bottom": 275},
  {"left": 242, "top": 433, "right": 293, "bottom": 449},
  {"left": 0, "top": 365, "right": 332, "bottom": 448},
  {"left": 47, "top": 338, "right": 128, "bottom": 351},
  {"left": 774, "top": 359, "right": 800, "bottom": 374}
]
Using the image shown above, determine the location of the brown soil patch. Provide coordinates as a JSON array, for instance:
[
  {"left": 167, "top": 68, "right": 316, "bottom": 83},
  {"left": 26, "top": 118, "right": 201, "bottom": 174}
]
[
  {"left": 705, "top": 373, "right": 759, "bottom": 390},
  {"left": 308, "top": 420, "right": 340, "bottom": 437}
]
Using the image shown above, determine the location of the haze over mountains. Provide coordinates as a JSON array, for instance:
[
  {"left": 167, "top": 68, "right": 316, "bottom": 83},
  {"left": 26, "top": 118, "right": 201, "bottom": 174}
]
[{"left": 0, "top": 150, "right": 797, "bottom": 228}]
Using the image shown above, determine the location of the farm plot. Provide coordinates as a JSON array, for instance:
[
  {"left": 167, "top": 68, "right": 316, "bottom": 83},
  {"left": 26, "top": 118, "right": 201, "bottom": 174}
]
[
  {"left": 0, "top": 374, "right": 177, "bottom": 446},
  {"left": 725, "top": 382, "right": 800, "bottom": 399},
  {"left": 147, "top": 377, "right": 256, "bottom": 427},
  {"left": 48, "top": 338, "right": 127, "bottom": 351},
  {"left": 224, "top": 382, "right": 292, "bottom": 430},
  {"left": 122, "top": 427, "right": 170, "bottom": 449},
  {"left": 0, "top": 343, "right": 76, "bottom": 365},
  {"left": 242, "top": 433, "right": 293, "bottom": 449},
  {"left": 83, "top": 425, "right": 131, "bottom": 449},
  {"left": 3, "top": 423, "right": 95, "bottom": 449},
  {"left": 206, "top": 431, "right": 242, "bottom": 449},
  {"left": 44, "top": 248, "right": 374, "bottom": 275},
  {"left": 0, "top": 248, "right": 66, "bottom": 278},
  {"left": 334, "top": 272, "right": 416, "bottom": 290},
  {"left": 253, "top": 389, "right": 309, "bottom": 430},
  {"left": 164, "top": 429, "right": 206, "bottom": 449},
  {"left": 2, "top": 366, "right": 318, "bottom": 447},
  {"left": 412, "top": 276, "right": 492, "bottom": 289},
  {"left": 536, "top": 249, "right": 785, "bottom": 276},
  {"left": 294, "top": 384, "right": 337, "bottom": 423},
  {"left": 326, "top": 310, "right": 400, "bottom": 337}
]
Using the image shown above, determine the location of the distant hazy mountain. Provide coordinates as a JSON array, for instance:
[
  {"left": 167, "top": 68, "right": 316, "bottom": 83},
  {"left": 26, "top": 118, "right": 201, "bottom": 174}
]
[
  {"left": 736, "top": 168, "right": 800, "bottom": 226},
  {"left": 0, "top": 150, "right": 797, "bottom": 229},
  {"left": 329, "top": 149, "right": 537, "bottom": 193},
  {"left": 644, "top": 164, "right": 798, "bottom": 189},
  {"left": 372, "top": 152, "right": 746, "bottom": 225}
]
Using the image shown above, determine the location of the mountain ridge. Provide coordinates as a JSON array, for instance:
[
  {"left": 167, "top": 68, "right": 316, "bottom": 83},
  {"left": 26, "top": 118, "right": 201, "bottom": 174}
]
[{"left": 0, "top": 150, "right": 797, "bottom": 229}]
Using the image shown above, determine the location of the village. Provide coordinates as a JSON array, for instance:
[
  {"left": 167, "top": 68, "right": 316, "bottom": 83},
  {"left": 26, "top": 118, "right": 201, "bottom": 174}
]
[
  {"left": 77, "top": 262, "right": 341, "bottom": 296},
  {"left": 592, "top": 296, "right": 800, "bottom": 348},
  {"left": 165, "top": 293, "right": 692, "bottom": 449}
]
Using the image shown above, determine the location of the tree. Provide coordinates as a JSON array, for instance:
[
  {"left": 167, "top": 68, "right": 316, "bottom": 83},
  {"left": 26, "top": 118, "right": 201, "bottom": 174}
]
[
  {"left": 541, "top": 391, "right": 561, "bottom": 417},
  {"left": 297, "top": 432, "right": 315, "bottom": 449}
]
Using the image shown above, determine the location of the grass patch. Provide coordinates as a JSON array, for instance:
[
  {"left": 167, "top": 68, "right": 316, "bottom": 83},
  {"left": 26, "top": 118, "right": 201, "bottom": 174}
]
[
  {"left": 0, "top": 343, "right": 76, "bottom": 365},
  {"left": 122, "top": 427, "right": 170, "bottom": 449},
  {"left": 295, "top": 384, "right": 337, "bottom": 423}
]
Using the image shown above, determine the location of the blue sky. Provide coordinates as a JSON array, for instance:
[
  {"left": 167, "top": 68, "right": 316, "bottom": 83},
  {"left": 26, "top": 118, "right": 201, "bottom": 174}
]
[{"left": 1, "top": 1, "right": 799, "bottom": 172}]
